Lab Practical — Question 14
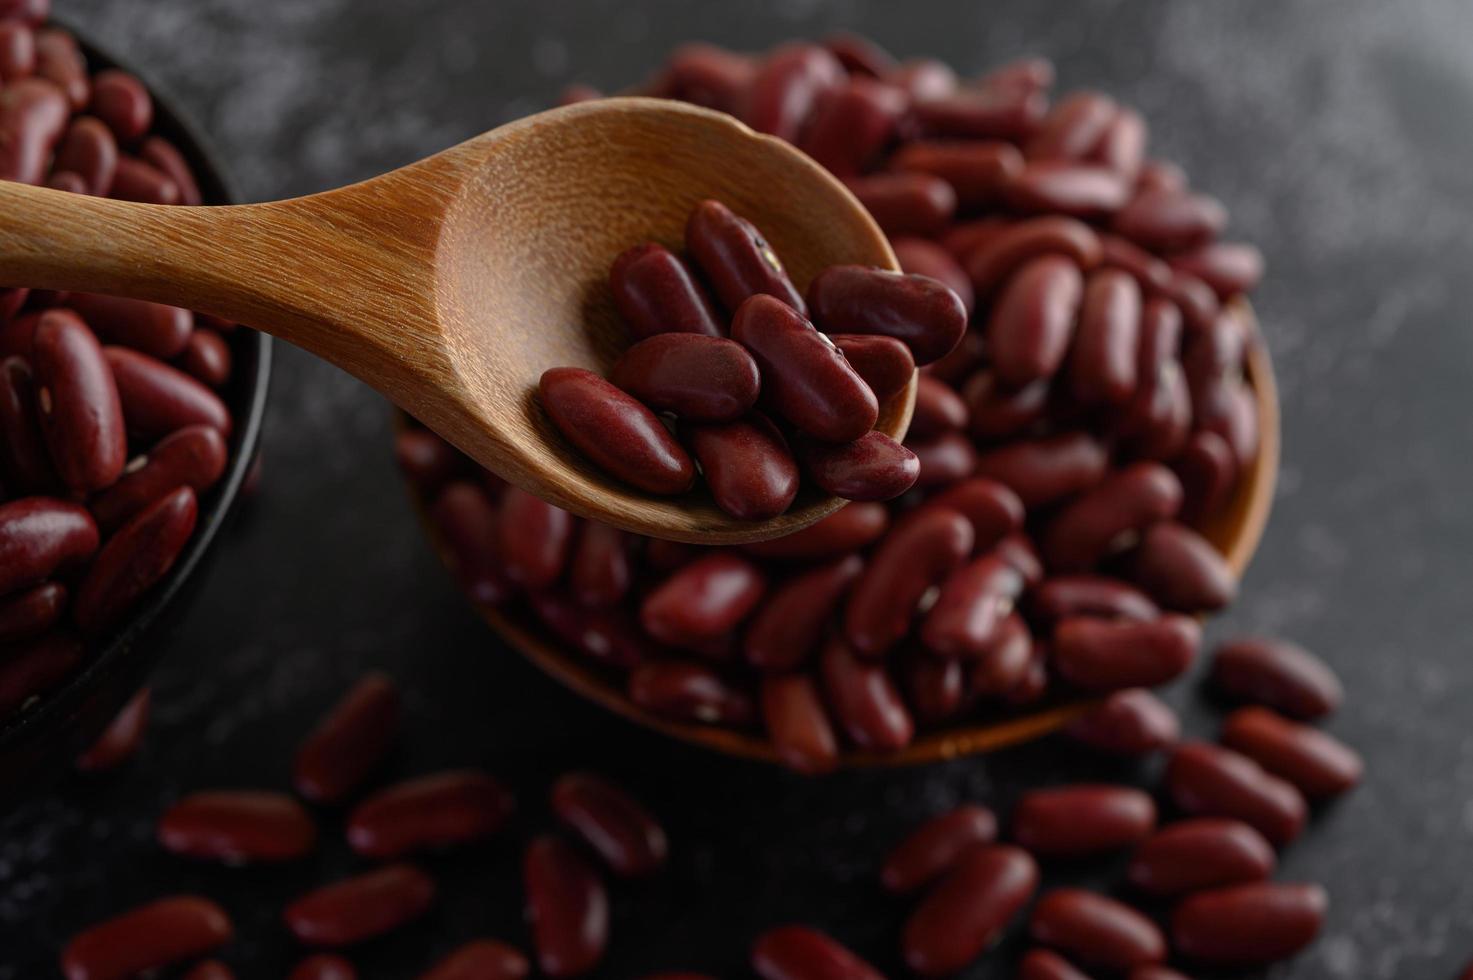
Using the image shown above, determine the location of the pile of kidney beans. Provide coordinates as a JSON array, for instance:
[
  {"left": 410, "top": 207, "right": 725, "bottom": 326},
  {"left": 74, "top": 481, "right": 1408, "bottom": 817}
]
[{"left": 0, "top": 0, "right": 240, "bottom": 719}]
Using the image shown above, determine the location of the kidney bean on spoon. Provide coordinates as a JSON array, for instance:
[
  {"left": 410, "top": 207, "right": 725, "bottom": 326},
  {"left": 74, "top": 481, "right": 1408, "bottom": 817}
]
[
  {"left": 686, "top": 198, "right": 807, "bottom": 314},
  {"left": 686, "top": 414, "right": 800, "bottom": 519},
  {"left": 799, "top": 430, "right": 918, "bottom": 501},
  {"left": 609, "top": 334, "right": 760, "bottom": 422},
  {"left": 807, "top": 265, "right": 967, "bottom": 365},
  {"left": 828, "top": 333, "right": 915, "bottom": 401}
]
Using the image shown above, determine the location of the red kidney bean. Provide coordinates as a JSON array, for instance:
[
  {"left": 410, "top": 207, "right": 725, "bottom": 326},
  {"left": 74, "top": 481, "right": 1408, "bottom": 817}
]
[
  {"left": 1174, "top": 429, "right": 1237, "bottom": 524},
  {"left": 608, "top": 242, "right": 723, "bottom": 340},
  {"left": 293, "top": 672, "right": 401, "bottom": 804},
  {"left": 1092, "top": 107, "right": 1147, "bottom": 177},
  {"left": 920, "top": 554, "right": 1023, "bottom": 659},
  {"left": 496, "top": 486, "right": 577, "bottom": 590},
  {"left": 0, "top": 21, "right": 35, "bottom": 82},
  {"left": 974, "top": 431, "right": 1109, "bottom": 509},
  {"left": 968, "top": 612, "right": 1034, "bottom": 696},
  {"left": 0, "top": 356, "right": 56, "bottom": 492},
  {"left": 653, "top": 43, "right": 756, "bottom": 111},
  {"left": 104, "top": 346, "right": 231, "bottom": 437},
  {"left": 829, "top": 333, "right": 914, "bottom": 401},
  {"left": 1028, "top": 92, "right": 1117, "bottom": 160},
  {"left": 1099, "top": 232, "right": 1172, "bottom": 291},
  {"left": 903, "top": 648, "right": 968, "bottom": 724},
  {"left": 742, "top": 42, "right": 844, "bottom": 142},
  {"left": 395, "top": 428, "right": 467, "bottom": 495},
  {"left": 731, "top": 295, "right": 877, "bottom": 442},
  {"left": 75, "top": 686, "right": 150, "bottom": 771},
  {"left": 0, "top": 77, "right": 67, "bottom": 183},
  {"left": 1029, "top": 888, "right": 1166, "bottom": 972},
  {"left": 158, "top": 790, "right": 317, "bottom": 863},
  {"left": 762, "top": 672, "right": 840, "bottom": 774},
  {"left": 1165, "top": 741, "right": 1307, "bottom": 846},
  {"left": 844, "top": 506, "right": 973, "bottom": 657},
  {"left": 1170, "top": 242, "right": 1264, "bottom": 298},
  {"left": 751, "top": 925, "right": 884, "bottom": 980},
  {"left": 844, "top": 172, "right": 957, "bottom": 239},
  {"left": 61, "top": 895, "right": 233, "bottom": 980},
  {"left": 902, "top": 844, "right": 1039, "bottom": 976},
  {"left": 181, "top": 961, "right": 234, "bottom": 980},
  {"left": 33, "top": 309, "right": 127, "bottom": 493},
  {"left": 687, "top": 414, "right": 800, "bottom": 520},
  {"left": 913, "top": 85, "right": 1047, "bottom": 141},
  {"left": 797, "top": 76, "right": 906, "bottom": 177},
  {"left": 1042, "top": 462, "right": 1182, "bottom": 572},
  {"left": 742, "top": 501, "right": 888, "bottom": 560},
  {"left": 1129, "top": 521, "right": 1236, "bottom": 612},
  {"left": 627, "top": 661, "right": 753, "bottom": 726},
  {"left": 90, "top": 424, "right": 227, "bottom": 533},
  {"left": 0, "top": 496, "right": 97, "bottom": 596},
  {"left": 529, "top": 591, "right": 654, "bottom": 669},
  {"left": 1170, "top": 882, "right": 1326, "bottom": 966},
  {"left": 978, "top": 56, "right": 1055, "bottom": 94},
  {"left": 641, "top": 553, "right": 765, "bottom": 648},
  {"left": 419, "top": 941, "right": 528, "bottom": 980},
  {"left": 1196, "top": 377, "right": 1258, "bottom": 471},
  {"left": 800, "top": 431, "right": 919, "bottom": 502},
  {"left": 1018, "top": 948, "right": 1091, "bottom": 980},
  {"left": 964, "top": 216, "right": 1102, "bottom": 298},
  {"left": 987, "top": 254, "right": 1084, "bottom": 386},
  {"left": 88, "top": 69, "right": 152, "bottom": 141},
  {"left": 1069, "top": 268, "right": 1141, "bottom": 406},
  {"left": 1183, "top": 307, "right": 1247, "bottom": 388},
  {"left": 34, "top": 29, "right": 87, "bottom": 110},
  {"left": 908, "top": 375, "right": 968, "bottom": 441},
  {"left": 539, "top": 367, "right": 695, "bottom": 495},
  {"left": 431, "top": 481, "right": 513, "bottom": 606},
  {"left": 139, "top": 135, "right": 203, "bottom": 206},
  {"left": 53, "top": 116, "right": 117, "bottom": 195},
  {"left": 552, "top": 771, "right": 667, "bottom": 876},
  {"left": 907, "top": 431, "right": 976, "bottom": 488},
  {"left": 108, "top": 155, "right": 180, "bottom": 203},
  {"left": 285, "top": 863, "right": 436, "bottom": 947},
  {"left": 824, "top": 31, "right": 896, "bottom": 76},
  {"left": 48, "top": 168, "right": 93, "bottom": 196},
  {"left": 1165, "top": 269, "right": 1219, "bottom": 332},
  {"left": 1012, "top": 785, "right": 1157, "bottom": 858},
  {"left": 0, "top": 629, "right": 81, "bottom": 715},
  {"left": 1128, "top": 817, "right": 1275, "bottom": 897},
  {"left": 961, "top": 370, "right": 1049, "bottom": 441},
  {"left": 179, "top": 329, "right": 231, "bottom": 387},
  {"left": 893, "top": 237, "right": 974, "bottom": 313},
  {"left": 1000, "top": 534, "right": 1047, "bottom": 591},
  {"left": 745, "top": 554, "right": 862, "bottom": 671},
  {"left": 808, "top": 265, "right": 968, "bottom": 366},
  {"left": 1113, "top": 188, "right": 1227, "bottom": 252},
  {"left": 1220, "top": 706, "right": 1362, "bottom": 799},
  {"left": 1003, "top": 640, "right": 1050, "bottom": 706},
  {"left": 881, "top": 803, "right": 998, "bottom": 893},
  {"left": 348, "top": 770, "right": 514, "bottom": 858},
  {"left": 288, "top": 955, "right": 358, "bottom": 980},
  {"left": 1053, "top": 614, "right": 1199, "bottom": 691},
  {"left": 1031, "top": 576, "right": 1159, "bottom": 625},
  {"left": 686, "top": 199, "right": 806, "bottom": 314},
  {"left": 0, "top": 287, "right": 30, "bottom": 323},
  {"left": 914, "top": 478, "right": 1025, "bottom": 554},
  {"left": 1115, "top": 296, "right": 1188, "bottom": 459},
  {"left": 1004, "top": 162, "right": 1132, "bottom": 218},
  {"left": 72, "top": 485, "right": 196, "bottom": 635},
  {"left": 889, "top": 140, "right": 1025, "bottom": 208},
  {"left": 820, "top": 635, "right": 914, "bottom": 750},
  {"left": 1065, "top": 689, "right": 1179, "bottom": 756},
  {"left": 1209, "top": 636, "right": 1342, "bottom": 719},
  {"left": 568, "top": 522, "right": 630, "bottom": 608},
  {"left": 524, "top": 834, "right": 609, "bottom": 977},
  {"left": 611, "top": 334, "right": 760, "bottom": 422}
]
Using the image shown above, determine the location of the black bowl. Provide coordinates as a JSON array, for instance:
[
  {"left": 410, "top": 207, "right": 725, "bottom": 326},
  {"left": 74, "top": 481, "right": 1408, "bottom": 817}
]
[{"left": 0, "top": 30, "right": 271, "bottom": 797}]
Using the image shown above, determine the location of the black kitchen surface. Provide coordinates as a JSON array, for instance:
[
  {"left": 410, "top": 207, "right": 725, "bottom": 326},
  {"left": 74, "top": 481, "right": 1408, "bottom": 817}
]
[{"left": 5, "top": 0, "right": 1473, "bottom": 977}]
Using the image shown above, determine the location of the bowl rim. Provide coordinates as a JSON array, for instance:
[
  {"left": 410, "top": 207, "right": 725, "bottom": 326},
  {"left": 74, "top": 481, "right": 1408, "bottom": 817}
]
[{"left": 0, "top": 27, "right": 273, "bottom": 754}]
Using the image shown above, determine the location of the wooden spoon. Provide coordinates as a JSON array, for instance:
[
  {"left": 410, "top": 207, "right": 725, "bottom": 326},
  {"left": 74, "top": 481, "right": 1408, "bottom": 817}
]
[{"left": 0, "top": 97, "right": 907, "bottom": 544}]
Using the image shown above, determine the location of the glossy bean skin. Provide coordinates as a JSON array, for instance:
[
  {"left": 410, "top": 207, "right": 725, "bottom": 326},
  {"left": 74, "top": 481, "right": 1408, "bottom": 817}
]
[
  {"left": 745, "top": 554, "right": 863, "bottom": 671},
  {"left": 1116, "top": 297, "right": 1190, "bottom": 461},
  {"left": 0, "top": 356, "right": 57, "bottom": 492},
  {"left": 0, "top": 21, "right": 35, "bottom": 82},
  {"left": 33, "top": 309, "right": 128, "bottom": 493},
  {"left": 829, "top": 333, "right": 914, "bottom": 401},
  {"left": 890, "top": 140, "right": 1024, "bottom": 208},
  {"left": 529, "top": 592, "right": 654, "bottom": 670},
  {"left": 180, "top": 329, "right": 232, "bottom": 387},
  {"left": 53, "top": 116, "right": 117, "bottom": 196},
  {"left": 996, "top": 532, "right": 1045, "bottom": 586},
  {"left": 1220, "top": 706, "right": 1363, "bottom": 799},
  {"left": 1099, "top": 232, "right": 1172, "bottom": 291},
  {"left": 1129, "top": 521, "right": 1236, "bottom": 612},
  {"left": 627, "top": 661, "right": 753, "bottom": 726},
  {"left": 968, "top": 613, "right": 1035, "bottom": 696},
  {"left": 893, "top": 237, "right": 974, "bottom": 313},
  {"left": 732, "top": 295, "right": 877, "bottom": 442},
  {"left": 641, "top": 553, "right": 765, "bottom": 649},
  {"left": 686, "top": 414, "right": 800, "bottom": 520},
  {"left": 1170, "top": 241, "right": 1265, "bottom": 298},
  {"left": 1064, "top": 689, "right": 1179, "bottom": 756},
  {"left": 1012, "top": 785, "right": 1157, "bottom": 858},
  {"left": 1031, "top": 575, "right": 1159, "bottom": 625},
  {"left": 918, "top": 477, "right": 1025, "bottom": 552},
  {"left": 796, "top": 76, "right": 906, "bottom": 177},
  {"left": 1093, "top": 106, "right": 1147, "bottom": 177},
  {"left": 686, "top": 199, "right": 806, "bottom": 314},
  {"left": 1042, "top": 462, "right": 1182, "bottom": 572},
  {"left": 348, "top": 770, "right": 514, "bottom": 859},
  {"left": 742, "top": 42, "right": 844, "bottom": 141},
  {"left": 569, "top": 522, "right": 630, "bottom": 608},
  {"left": 881, "top": 803, "right": 998, "bottom": 893},
  {"left": 104, "top": 346, "right": 230, "bottom": 438},
  {"left": 808, "top": 265, "right": 967, "bottom": 365},
  {"left": 987, "top": 254, "right": 1084, "bottom": 386},
  {"left": 0, "top": 630, "right": 81, "bottom": 715},
  {"left": 418, "top": 941, "right": 529, "bottom": 980},
  {"left": 742, "top": 501, "right": 887, "bottom": 561},
  {"left": 844, "top": 171, "right": 957, "bottom": 238},
  {"left": 609, "top": 242, "right": 723, "bottom": 340},
  {"left": 903, "top": 649, "right": 968, "bottom": 724},
  {"left": 1127, "top": 817, "right": 1275, "bottom": 897},
  {"left": 1170, "top": 882, "right": 1327, "bottom": 966},
  {"left": 432, "top": 481, "right": 513, "bottom": 607},
  {"left": 976, "top": 433, "right": 1109, "bottom": 510},
  {"left": 913, "top": 85, "right": 1046, "bottom": 142},
  {"left": 1165, "top": 741, "right": 1308, "bottom": 846},
  {"left": 1174, "top": 429, "right": 1237, "bottom": 524},
  {"left": 0, "top": 496, "right": 97, "bottom": 596},
  {"left": 902, "top": 844, "right": 1039, "bottom": 976},
  {"left": 288, "top": 956, "right": 358, "bottom": 980},
  {"left": 1113, "top": 188, "right": 1227, "bottom": 252},
  {"left": 61, "top": 896, "right": 233, "bottom": 980},
  {"left": 823, "top": 31, "right": 895, "bottom": 75},
  {"left": 1028, "top": 92, "right": 1117, "bottom": 160},
  {"left": 284, "top": 864, "right": 436, "bottom": 947},
  {"left": 539, "top": 367, "right": 695, "bottom": 495},
  {"left": 761, "top": 672, "right": 839, "bottom": 774},
  {"left": 107, "top": 155, "right": 179, "bottom": 203},
  {"left": 800, "top": 431, "right": 919, "bottom": 501},
  {"left": 909, "top": 374, "right": 969, "bottom": 441},
  {"left": 293, "top": 673, "right": 401, "bottom": 804},
  {"left": 610, "top": 334, "right": 760, "bottom": 422},
  {"left": 1069, "top": 268, "right": 1141, "bottom": 406},
  {"left": 1209, "top": 636, "right": 1342, "bottom": 720},
  {"left": 89, "top": 69, "right": 152, "bottom": 141},
  {"left": 751, "top": 925, "right": 884, "bottom": 980},
  {"left": 1018, "top": 948, "right": 1091, "bottom": 980},
  {"left": 1053, "top": 614, "right": 1200, "bottom": 691},
  {"left": 844, "top": 507, "right": 973, "bottom": 657},
  {"left": 75, "top": 687, "right": 150, "bottom": 771},
  {"left": 1004, "top": 162, "right": 1132, "bottom": 218},
  {"left": 964, "top": 216, "right": 1102, "bottom": 298},
  {"left": 820, "top": 635, "right": 914, "bottom": 750},
  {"left": 72, "top": 485, "right": 197, "bottom": 635},
  {"left": 523, "top": 834, "right": 609, "bottom": 978},
  {"left": 139, "top": 135, "right": 203, "bottom": 206},
  {"left": 1029, "top": 888, "right": 1167, "bottom": 972},
  {"left": 654, "top": 43, "right": 756, "bottom": 111},
  {"left": 68, "top": 294, "right": 193, "bottom": 359},
  {"left": 0, "top": 77, "right": 68, "bottom": 184},
  {"left": 552, "top": 772, "right": 667, "bottom": 876},
  {"left": 158, "top": 790, "right": 317, "bottom": 863},
  {"left": 920, "top": 555, "right": 1024, "bottom": 659},
  {"left": 961, "top": 370, "right": 1050, "bottom": 441},
  {"left": 34, "top": 29, "right": 87, "bottom": 110},
  {"left": 495, "top": 486, "right": 574, "bottom": 590},
  {"left": 90, "top": 424, "right": 227, "bottom": 533}
]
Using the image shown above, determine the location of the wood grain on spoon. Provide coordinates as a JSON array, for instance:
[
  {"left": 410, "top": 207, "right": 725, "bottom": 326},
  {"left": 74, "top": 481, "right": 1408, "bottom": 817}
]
[{"left": 0, "top": 97, "right": 908, "bottom": 543}]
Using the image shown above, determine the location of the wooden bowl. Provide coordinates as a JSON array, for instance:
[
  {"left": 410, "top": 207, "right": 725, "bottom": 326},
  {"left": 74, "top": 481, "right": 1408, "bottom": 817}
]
[{"left": 399, "top": 298, "right": 1278, "bottom": 768}]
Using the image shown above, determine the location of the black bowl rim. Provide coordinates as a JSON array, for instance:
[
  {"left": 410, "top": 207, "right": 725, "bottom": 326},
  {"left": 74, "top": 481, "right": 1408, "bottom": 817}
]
[{"left": 0, "top": 27, "right": 273, "bottom": 752}]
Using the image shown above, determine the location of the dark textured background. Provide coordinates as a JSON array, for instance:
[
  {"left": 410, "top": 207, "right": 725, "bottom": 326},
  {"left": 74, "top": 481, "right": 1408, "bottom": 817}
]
[{"left": 4, "top": 1, "right": 1473, "bottom": 977}]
